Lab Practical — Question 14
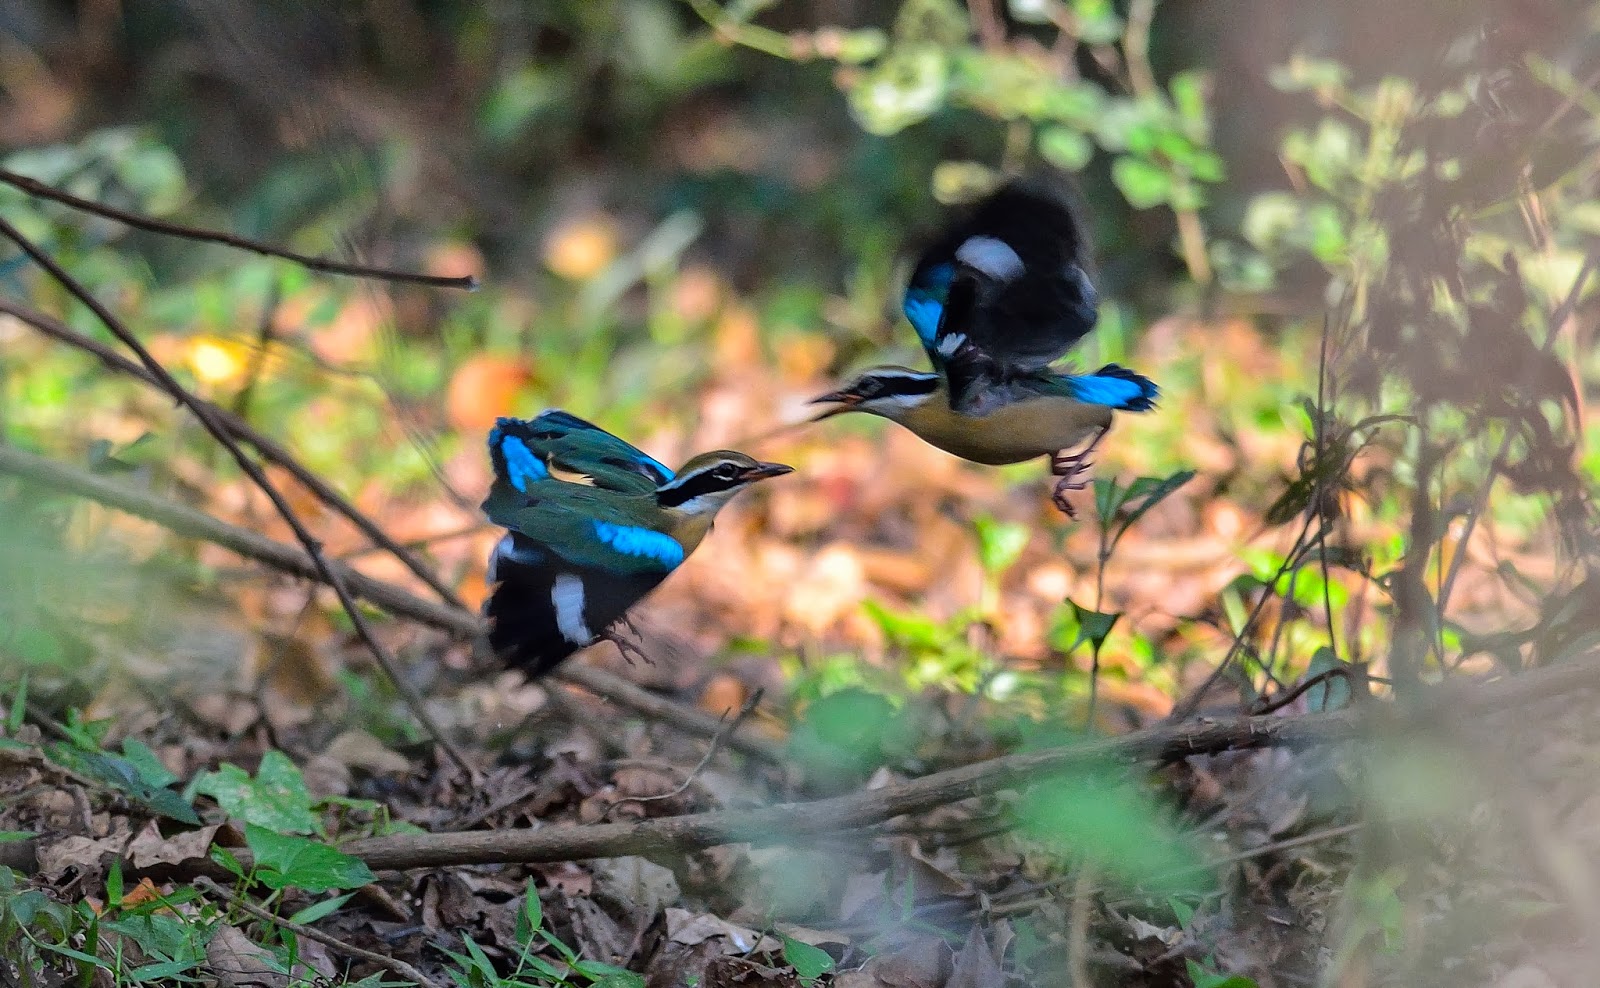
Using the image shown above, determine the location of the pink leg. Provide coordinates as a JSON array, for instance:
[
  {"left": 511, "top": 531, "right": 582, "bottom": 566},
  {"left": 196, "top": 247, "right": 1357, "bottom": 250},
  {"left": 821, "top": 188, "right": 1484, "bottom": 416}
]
[
  {"left": 601, "top": 614, "right": 655, "bottom": 666},
  {"left": 1049, "top": 424, "right": 1111, "bottom": 517}
]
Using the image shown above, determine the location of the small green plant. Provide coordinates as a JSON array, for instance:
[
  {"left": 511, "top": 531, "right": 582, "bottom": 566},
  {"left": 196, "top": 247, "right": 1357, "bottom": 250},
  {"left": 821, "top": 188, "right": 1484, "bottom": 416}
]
[{"left": 441, "top": 882, "right": 646, "bottom": 988}]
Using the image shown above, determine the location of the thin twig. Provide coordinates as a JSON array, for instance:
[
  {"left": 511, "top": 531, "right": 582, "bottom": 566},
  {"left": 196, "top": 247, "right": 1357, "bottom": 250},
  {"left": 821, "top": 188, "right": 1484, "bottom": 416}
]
[
  {"left": 1435, "top": 251, "right": 1600, "bottom": 616},
  {"left": 0, "top": 217, "right": 475, "bottom": 777},
  {"left": 1168, "top": 513, "right": 1318, "bottom": 722},
  {"left": 0, "top": 441, "right": 787, "bottom": 763},
  {"left": 605, "top": 688, "right": 765, "bottom": 819},
  {"left": 0, "top": 169, "right": 478, "bottom": 292},
  {"left": 194, "top": 877, "right": 442, "bottom": 988},
  {"left": 1251, "top": 667, "right": 1359, "bottom": 717},
  {"left": 0, "top": 298, "right": 468, "bottom": 611}
]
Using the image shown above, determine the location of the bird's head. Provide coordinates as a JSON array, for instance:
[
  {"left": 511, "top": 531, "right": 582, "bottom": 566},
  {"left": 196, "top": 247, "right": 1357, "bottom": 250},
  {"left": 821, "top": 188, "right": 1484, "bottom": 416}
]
[
  {"left": 654, "top": 450, "right": 792, "bottom": 516},
  {"left": 807, "top": 367, "right": 943, "bottom": 424}
]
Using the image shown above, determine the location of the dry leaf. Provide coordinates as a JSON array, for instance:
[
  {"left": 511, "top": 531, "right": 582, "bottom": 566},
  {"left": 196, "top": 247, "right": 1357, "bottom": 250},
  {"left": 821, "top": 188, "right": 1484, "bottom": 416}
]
[
  {"left": 836, "top": 936, "right": 951, "bottom": 988},
  {"left": 128, "top": 821, "right": 221, "bottom": 869},
  {"left": 593, "top": 856, "right": 680, "bottom": 914},
  {"left": 666, "top": 908, "right": 779, "bottom": 954},
  {"left": 323, "top": 730, "right": 411, "bottom": 775},
  {"left": 946, "top": 927, "right": 1006, "bottom": 988},
  {"left": 37, "top": 833, "right": 122, "bottom": 880},
  {"left": 207, "top": 923, "right": 288, "bottom": 988}
]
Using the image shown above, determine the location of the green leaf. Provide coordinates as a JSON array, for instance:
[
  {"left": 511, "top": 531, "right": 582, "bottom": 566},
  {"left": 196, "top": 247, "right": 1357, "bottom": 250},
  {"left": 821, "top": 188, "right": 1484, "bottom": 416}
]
[
  {"left": 46, "top": 744, "right": 200, "bottom": 826},
  {"left": 781, "top": 934, "right": 836, "bottom": 985},
  {"left": 1017, "top": 763, "right": 1203, "bottom": 892},
  {"left": 120, "top": 739, "right": 178, "bottom": 790},
  {"left": 128, "top": 960, "right": 200, "bottom": 983},
  {"left": 244, "top": 825, "right": 374, "bottom": 893},
  {"left": 590, "top": 975, "right": 647, "bottom": 988},
  {"left": 1066, "top": 598, "right": 1121, "bottom": 654},
  {"left": 1038, "top": 126, "right": 1094, "bottom": 171},
  {"left": 210, "top": 846, "right": 245, "bottom": 879},
  {"left": 1093, "top": 476, "right": 1126, "bottom": 525},
  {"left": 1169, "top": 895, "right": 1195, "bottom": 928},
  {"left": 847, "top": 46, "right": 949, "bottom": 135},
  {"left": 7, "top": 674, "right": 26, "bottom": 733},
  {"left": 289, "top": 891, "right": 356, "bottom": 925},
  {"left": 1114, "top": 470, "right": 1197, "bottom": 540},
  {"left": 833, "top": 29, "right": 887, "bottom": 64},
  {"left": 1304, "top": 647, "right": 1353, "bottom": 712},
  {"left": 106, "top": 858, "right": 123, "bottom": 908},
  {"left": 193, "top": 751, "right": 318, "bottom": 835},
  {"left": 973, "top": 516, "right": 1030, "bottom": 575},
  {"left": 1186, "top": 960, "right": 1259, "bottom": 988},
  {"left": 1112, "top": 155, "right": 1174, "bottom": 209},
  {"left": 522, "top": 880, "right": 544, "bottom": 934},
  {"left": 0, "top": 830, "right": 37, "bottom": 842}
]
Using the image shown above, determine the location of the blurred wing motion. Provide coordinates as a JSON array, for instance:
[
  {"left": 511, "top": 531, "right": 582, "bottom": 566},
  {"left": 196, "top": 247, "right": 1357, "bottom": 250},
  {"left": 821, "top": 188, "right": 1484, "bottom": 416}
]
[
  {"left": 903, "top": 181, "right": 1100, "bottom": 411},
  {"left": 487, "top": 410, "right": 673, "bottom": 498},
  {"left": 482, "top": 412, "right": 682, "bottom": 676}
]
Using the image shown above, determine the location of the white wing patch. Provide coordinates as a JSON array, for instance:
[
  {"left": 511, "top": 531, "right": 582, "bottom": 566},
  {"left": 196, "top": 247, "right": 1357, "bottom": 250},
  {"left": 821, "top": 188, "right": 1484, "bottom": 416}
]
[
  {"left": 551, "top": 573, "right": 594, "bottom": 644},
  {"left": 956, "top": 236, "right": 1025, "bottom": 280}
]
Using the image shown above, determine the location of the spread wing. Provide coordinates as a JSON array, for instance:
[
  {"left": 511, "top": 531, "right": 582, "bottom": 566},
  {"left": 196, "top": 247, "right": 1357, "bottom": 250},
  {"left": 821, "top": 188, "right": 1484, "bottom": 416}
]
[
  {"left": 482, "top": 484, "right": 684, "bottom": 578},
  {"left": 902, "top": 181, "right": 1100, "bottom": 409},
  {"left": 488, "top": 410, "right": 673, "bottom": 497}
]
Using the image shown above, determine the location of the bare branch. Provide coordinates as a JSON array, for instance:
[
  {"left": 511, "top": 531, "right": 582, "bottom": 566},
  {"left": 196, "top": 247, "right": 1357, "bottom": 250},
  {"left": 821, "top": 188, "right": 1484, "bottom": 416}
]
[{"left": 0, "top": 168, "right": 478, "bottom": 291}]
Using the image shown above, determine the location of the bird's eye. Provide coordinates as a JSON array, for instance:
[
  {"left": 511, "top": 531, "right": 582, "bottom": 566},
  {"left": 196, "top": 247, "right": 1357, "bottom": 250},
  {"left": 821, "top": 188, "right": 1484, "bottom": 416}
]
[{"left": 713, "top": 465, "right": 738, "bottom": 481}]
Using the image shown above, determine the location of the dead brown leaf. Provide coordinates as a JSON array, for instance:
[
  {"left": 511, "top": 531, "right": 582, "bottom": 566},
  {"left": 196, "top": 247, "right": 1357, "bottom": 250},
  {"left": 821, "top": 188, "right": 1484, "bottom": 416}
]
[
  {"left": 207, "top": 923, "right": 288, "bottom": 988},
  {"left": 946, "top": 927, "right": 1006, "bottom": 988},
  {"left": 127, "top": 820, "right": 221, "bottom": 869},
  {"left": 835, "top": 936, "right": 952, "bottom": 988}
]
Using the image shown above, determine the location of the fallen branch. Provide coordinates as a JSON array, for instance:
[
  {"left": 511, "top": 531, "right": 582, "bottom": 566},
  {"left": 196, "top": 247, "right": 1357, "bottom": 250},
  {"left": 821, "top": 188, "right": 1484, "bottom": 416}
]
[
  {"left": 0, "top": 168, "right": 478, "bottom": 292},
  {"left": 316, "top": 654, "right": 1600, "bottom": 869},
  {"left": 0, "top": 298, "right": 466, "bottom": 611},
  {"left": 0, "top": 442, "right": 786, "bottom": 763}
]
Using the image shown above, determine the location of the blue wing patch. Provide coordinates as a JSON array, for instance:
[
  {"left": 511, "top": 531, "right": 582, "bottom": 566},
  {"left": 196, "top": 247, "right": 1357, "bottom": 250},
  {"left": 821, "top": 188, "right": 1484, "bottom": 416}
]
[
  {"left": 497, "top": 434, "right": 549, "bottom": 491},
  {"left": 903, "top": 294, "right": 944, "bottom": 348},
  {"left": 591, "top": 521, "right": 685, "bottom": 568},
  {"left": 903, "top": 262, "right": 955, "bottom": 348},
  {"left": 1065, "top": 365, "right": 1159, "bottom": 411}
]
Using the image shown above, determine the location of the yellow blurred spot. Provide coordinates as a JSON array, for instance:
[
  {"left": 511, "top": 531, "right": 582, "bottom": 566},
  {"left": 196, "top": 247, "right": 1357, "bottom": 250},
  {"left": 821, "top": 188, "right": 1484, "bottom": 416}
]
[
  {"left": 545, "top": 216, "right": 619, "bottom": 280},
  {"left": 188, "top": 338, "right": 246, "bottom": 385}
]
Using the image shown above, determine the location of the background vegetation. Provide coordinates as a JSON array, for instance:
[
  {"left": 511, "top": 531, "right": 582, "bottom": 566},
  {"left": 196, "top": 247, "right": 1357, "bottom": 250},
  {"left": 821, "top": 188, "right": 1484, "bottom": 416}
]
[{"left": 1, "top": 0, "right": 1597, "bottom": 985}]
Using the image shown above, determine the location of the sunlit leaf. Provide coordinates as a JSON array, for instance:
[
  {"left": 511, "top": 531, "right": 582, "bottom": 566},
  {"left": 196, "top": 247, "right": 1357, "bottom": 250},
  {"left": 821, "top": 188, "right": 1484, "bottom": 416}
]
[
  {"left": 1112, "top": 155, "right": 1173, "bottom": 209},
  {"left": 245, "top": 825, "right": 374, "bottom": 893},
  {"left": 191, "top": 750, "right": 318, "bottom": 835}
]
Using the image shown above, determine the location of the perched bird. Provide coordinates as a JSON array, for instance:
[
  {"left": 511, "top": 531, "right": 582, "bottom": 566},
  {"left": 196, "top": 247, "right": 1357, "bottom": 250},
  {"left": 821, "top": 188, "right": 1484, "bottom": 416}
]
[
  {"left": 810, "top": 181, "right": 1159, "bottom": 516},
  {"left": 481, "top": 410, "right": 791, "bottom": 676}
]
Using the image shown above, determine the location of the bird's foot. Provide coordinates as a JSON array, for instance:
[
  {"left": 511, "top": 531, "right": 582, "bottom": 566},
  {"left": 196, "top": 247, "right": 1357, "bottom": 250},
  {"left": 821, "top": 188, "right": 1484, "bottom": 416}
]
[
  {"left": 1049, "top": 425, "right": 1110, "bottom": 519},
  {"left": 601, "top": 617, "right": 655, "bottom": 667},
  {"left": 1051, "top": 475, "right": 1083, "bottom": 518}
]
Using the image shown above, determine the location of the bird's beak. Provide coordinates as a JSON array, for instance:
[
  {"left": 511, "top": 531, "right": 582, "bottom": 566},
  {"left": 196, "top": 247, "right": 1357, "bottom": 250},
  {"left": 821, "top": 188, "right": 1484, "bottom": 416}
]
[
  {"left": 806, "top": 389, "right": 861, "bottom": 421},
  {"left": 740, "top": 461, "right": 794, "bottom": 482}
]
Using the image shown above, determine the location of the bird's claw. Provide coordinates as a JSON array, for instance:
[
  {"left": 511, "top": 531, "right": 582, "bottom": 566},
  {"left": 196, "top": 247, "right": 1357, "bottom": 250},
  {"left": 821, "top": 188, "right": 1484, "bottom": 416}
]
[{"left": 601, "top": 621, "right": 655, "bottom": 667}]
